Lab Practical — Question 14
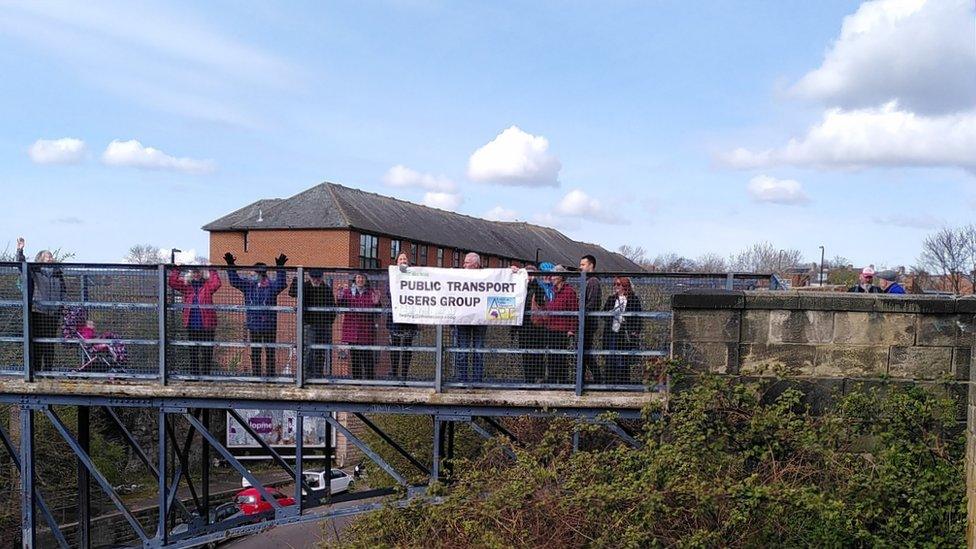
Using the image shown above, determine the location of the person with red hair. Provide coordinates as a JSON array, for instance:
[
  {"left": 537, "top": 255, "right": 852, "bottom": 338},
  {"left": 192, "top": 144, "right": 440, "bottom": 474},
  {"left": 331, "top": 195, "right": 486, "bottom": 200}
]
[{"left": 602, "top": 276, "right": 643, "bottom": 384}]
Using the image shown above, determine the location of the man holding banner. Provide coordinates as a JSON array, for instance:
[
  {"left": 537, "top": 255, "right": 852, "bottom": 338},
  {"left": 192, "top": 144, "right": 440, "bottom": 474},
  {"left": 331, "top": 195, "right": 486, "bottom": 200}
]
[{"left": 388, "top": 252, "right": 529, "bottom": 384}]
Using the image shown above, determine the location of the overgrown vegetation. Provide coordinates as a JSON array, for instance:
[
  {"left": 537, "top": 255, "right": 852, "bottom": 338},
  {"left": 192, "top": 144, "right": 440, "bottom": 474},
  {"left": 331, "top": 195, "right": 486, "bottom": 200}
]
[{"left": 334, "top": 376, "right": 966, "bottom": 548}]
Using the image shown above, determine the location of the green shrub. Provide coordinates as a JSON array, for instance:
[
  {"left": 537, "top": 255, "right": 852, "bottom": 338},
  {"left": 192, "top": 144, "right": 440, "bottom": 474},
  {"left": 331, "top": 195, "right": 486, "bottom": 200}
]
[{"left": 333, "top": 376, "right": 966, "bottom": 548}]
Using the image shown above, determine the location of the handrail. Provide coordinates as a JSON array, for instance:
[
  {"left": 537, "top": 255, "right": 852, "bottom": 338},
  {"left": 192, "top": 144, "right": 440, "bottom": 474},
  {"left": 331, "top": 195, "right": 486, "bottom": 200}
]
[{"left": 0, "top": 263, "right": 783, "bottom": 392}]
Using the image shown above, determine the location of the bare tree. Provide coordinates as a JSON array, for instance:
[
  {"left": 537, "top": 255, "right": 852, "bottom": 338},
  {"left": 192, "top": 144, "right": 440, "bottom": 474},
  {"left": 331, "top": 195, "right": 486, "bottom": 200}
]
[
  {"left": 617, "top": 245, "right": 648, "bottom": 265},
  {"left": 124, "top": 244, "right": 162, "bottom": 265},
  {"left": 648, "top": 252, "right": 695, "bottom": 272},
  {"left": 959, "top": 224, "right": 976, "bottom": 293},
  {"left": 918, "top": 227, "right": 967, "bottom": 294},
  {"left": 692, "top": 253, "right": 727, "bottom": 273},
  {"left": 728, "top": 242, "right": 804, "bottom": 274}
]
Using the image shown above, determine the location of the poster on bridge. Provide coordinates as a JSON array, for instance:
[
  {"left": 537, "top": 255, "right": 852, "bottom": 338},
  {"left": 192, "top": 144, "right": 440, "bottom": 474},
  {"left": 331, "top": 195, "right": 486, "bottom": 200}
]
[
  {"left": 389, "top": 266, "right": 528, "bottom": 326},
  {"left": 226, "top": 409, "right": 332, "bottom": 448}
]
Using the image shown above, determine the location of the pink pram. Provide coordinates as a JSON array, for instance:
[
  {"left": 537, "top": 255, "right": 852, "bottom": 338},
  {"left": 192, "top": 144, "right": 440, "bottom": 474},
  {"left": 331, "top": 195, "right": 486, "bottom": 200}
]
[{"left": 62, "top": 307, "right": 128, "bottom": 372}]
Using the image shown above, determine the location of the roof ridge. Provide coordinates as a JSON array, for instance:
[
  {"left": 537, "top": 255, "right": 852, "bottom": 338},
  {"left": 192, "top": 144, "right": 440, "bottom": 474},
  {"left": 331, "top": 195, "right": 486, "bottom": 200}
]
[{"left": 323, "top": 182, "right": 353, "bottom": 227}]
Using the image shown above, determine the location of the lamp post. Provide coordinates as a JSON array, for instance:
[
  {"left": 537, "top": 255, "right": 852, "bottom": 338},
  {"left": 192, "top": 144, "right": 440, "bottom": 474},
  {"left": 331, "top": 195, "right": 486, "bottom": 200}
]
[
  {"left": 819, "top": 246, "right": 825, "bottom": 287},
  {"left": 535, "top": 248, "right": 542, "bottom": 265},
  {"left": 170, "top": 248, "right": 181, "bottom": 265}
]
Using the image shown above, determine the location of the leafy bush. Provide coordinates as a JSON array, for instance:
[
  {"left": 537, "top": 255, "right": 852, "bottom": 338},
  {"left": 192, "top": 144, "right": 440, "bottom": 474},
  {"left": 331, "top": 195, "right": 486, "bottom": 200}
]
[{"left": 333, "top": 376, "right": 966, "bottom": 548}]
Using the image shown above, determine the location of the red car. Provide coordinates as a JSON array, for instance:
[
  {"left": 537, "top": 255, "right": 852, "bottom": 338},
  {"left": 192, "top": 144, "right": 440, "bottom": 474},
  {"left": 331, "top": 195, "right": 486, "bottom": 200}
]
[{"left": 233, "top": 487, "right": 296, "bottom": 516}]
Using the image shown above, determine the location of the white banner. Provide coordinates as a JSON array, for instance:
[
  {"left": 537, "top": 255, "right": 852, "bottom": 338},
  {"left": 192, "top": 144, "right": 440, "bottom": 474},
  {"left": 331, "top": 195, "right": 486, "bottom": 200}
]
[{"left": 389, "top": 266, "right": 528, "bottom": 325}]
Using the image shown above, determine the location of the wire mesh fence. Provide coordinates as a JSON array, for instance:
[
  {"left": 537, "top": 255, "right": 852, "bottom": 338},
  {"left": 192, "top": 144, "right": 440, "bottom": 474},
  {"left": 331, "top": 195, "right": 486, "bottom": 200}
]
[{"left": 0, "top": 262, "right": 781, "bottom": 391}]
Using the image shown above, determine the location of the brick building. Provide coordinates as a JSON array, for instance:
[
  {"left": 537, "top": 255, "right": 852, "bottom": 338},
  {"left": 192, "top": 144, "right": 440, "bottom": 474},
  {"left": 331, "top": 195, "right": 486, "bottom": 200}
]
[{"left": 203, "top": 182, "right": 640, "bottom": 271}]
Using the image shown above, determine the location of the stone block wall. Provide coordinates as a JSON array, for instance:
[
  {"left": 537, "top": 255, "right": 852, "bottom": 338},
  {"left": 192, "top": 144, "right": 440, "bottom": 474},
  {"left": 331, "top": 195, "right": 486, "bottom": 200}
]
[{"left": 670, "top": 290, "right": 976, "bottom": 544}]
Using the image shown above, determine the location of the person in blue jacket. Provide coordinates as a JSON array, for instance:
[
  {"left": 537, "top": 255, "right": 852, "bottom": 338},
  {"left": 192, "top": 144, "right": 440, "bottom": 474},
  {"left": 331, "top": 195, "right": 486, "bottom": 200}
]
[
  {"left": 225, "top": 252, "right": 288, "bottom": 377},
  {"left": 877, "top": 270, "right": 906, "bottom": 294}
]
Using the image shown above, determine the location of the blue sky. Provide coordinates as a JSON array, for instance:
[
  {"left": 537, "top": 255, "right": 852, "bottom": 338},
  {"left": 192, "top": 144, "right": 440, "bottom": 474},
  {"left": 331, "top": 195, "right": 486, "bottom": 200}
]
[{"left": 0, "top": 0, "right": 973, "bottom": 267}]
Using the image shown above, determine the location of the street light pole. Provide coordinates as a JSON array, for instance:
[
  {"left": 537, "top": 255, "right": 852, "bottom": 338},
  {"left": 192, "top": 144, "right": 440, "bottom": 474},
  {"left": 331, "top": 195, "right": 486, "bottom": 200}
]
[
  {"left": 170, "top": 248, "right": 182, "bottom": 265},
  {"left": 819, "top": 246, "right": 825, "bottom": 287}
]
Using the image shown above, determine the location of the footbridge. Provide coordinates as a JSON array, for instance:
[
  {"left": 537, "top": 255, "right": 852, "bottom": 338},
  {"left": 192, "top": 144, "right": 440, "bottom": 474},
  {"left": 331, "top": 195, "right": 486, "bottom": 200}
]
[{"left": 0, "top": 263, "right": 780, "bottom": 548}]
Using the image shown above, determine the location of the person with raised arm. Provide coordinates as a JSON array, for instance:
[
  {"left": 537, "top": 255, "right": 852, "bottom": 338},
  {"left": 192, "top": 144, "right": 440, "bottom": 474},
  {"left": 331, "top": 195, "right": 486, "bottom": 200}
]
[
  {"left": 225, "top": 252, "right": 289, "bottom": 377},
  {"left": 337, "top": 272, "right": 380, "bottom": 380},
  {"left": 16, "top": 237, "right": 66, "bottom": 371},
  {"left": 167, "top": 261, "right": 221, "bottom": 375}
]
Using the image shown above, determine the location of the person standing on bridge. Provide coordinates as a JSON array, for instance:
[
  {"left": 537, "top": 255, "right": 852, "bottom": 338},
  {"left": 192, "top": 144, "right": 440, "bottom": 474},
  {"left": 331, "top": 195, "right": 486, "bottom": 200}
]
[
  {"left": 225, "top": 253, "right": 289, "bottom": 378},
  {"left": 579, "top": 254, "right": 602, "bottom": 384},
  {"left": 453, "top": 252, "right": 487, "bottom": 383},
  {"left": 16, "top": 237, "right": 66, "bottom": 371},
  {"left": 337, "top": 273, "right": 380, "bottom": 379},
  {"left": 168, "top": 264, "right": 221, "bottom": 375},
  {"left": 513, "top": 263, "right": 547, "bottom": 384},
  {"left": 849, "top": 266, "right": 882, "bottom": 294},
  {"left": 602, "top": 276, "right": 643, "bottom": 384},
  {"left": 877, "top": 270, "right": 906, "bottom": 294},
  {"left": 387, "top": 252, "right": 418, "bottom": 380},
  {"left": 289, "top": 268, "right": 336, "bottom": 379},
  {"left": 543, "top": 265, "right": 578, "bottom": 385}
]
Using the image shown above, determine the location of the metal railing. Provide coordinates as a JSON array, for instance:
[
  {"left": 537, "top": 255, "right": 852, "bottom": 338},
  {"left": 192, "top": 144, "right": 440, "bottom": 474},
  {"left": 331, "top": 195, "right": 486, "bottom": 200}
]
[{"left": 0, "top": 262, "right": 782, "bottom": 393}]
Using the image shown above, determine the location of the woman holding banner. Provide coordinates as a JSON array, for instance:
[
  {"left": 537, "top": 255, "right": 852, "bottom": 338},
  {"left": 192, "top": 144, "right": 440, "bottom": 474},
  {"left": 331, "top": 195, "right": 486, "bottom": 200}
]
[
  {"left": 337, "top": 273, "right": 380, "bottom": 380},
  {"left": 387, "top": 252, "right": 418, "bottom": 380}
]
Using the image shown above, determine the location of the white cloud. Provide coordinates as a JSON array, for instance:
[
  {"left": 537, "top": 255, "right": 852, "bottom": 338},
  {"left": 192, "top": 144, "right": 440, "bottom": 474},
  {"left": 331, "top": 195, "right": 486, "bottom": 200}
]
[
  {"left": 467, "top": 126, "right": 561, "bottom": 187},
  {"left": 747, "top": 175, "right": 810, "bottom": 205},
  {"left": 51, "top": 216, "right": 84, "bottom": 225},
  {"left": 422, "top": 192, "right": 463, "bottom": 211},
  {"left": 552, "top": 189, "right": 627, "bottom": 225},
  {"left": 160, "top": 247, "right": 202, "bottom": 265},
  {"left": 483, "top": 206, "right": 519, "bottom": 222},
  {"left": 28, "top": 137, "right": 87, "bottom": 164},
  {"left": 791, "top": 0, "right": 974, "bottom": 115},
  {"left": 719, "top": 102, "right": 976, "bottom": 172},
  {"left": 383, "top": 165, "right": 456, "bottom": 192},
  {"left": 0, "top": 2, "right": 300, "bottom": 127},
  {"left": 101, "top": 139, "right": 216, "bottom": 174},
  {"left": 872, "top": 213, "right": 942, "bottom": 229}
]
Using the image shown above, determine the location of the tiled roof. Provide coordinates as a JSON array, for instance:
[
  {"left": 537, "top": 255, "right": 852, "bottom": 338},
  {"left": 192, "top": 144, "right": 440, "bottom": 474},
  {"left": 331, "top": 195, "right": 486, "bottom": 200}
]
[{"left": 203, "top": 182, "right": 642, "bottom": 271}]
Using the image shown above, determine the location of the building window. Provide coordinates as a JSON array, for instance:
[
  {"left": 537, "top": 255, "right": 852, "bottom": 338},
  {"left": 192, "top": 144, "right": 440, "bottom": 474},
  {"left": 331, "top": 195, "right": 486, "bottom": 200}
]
[
  {"left": 500, "top": 258, "right": 510, "bottom": 268},
  {"left": 452, "top": 250, "right": 460, "bottom": 268},
  {"left": 419, "top": 245, "right": 428, "bottom": 266},
  {"left": 436, "top": 248, "right": 444, "bottom": 267},
  {"left": 391, "top": 239, "right": 401, "bottom": 261},
  {"left": 243, "top": 231, "right": 249, "bottom": 252},
  {"left": 410, "top": 243, "right": 418, "bottom": 265},
  {"left": 359, "top": 234, "right": 379, "bottom": 269}
]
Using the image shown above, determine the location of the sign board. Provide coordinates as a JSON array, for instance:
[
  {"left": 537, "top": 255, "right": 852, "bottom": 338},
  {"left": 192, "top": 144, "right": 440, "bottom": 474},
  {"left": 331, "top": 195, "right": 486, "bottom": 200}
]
[
  {"left": 389, "top": 266, "right": 528, "bottom": 325},
  {"left": 226, "top": 409, "right": 332, "bottom": 448}
]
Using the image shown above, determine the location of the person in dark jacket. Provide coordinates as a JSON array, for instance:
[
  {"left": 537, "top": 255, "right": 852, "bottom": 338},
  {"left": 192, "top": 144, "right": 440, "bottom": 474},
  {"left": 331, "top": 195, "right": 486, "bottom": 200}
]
[
  {"left": 543, "top": 266, "right": 579, "bottom": 385},
  {"left": 579, "top": 254, "right": 602, "bottom": 383},
  {"left": 168, "top": 266, "right": 222, "bottom": 375},
  {"left": 387, "top": 252, "right": 418, "bottom": 380},
  {"left": 513, "top": 263, "right": 547, "bottom": 383},
  {"left": 602, "top": 276, "right": 643, "bottom": 384},
  {"left": 289, "top": 268, "right": 336, "bottom": 379},
  {"left": 337, "top": 273, "right": 380, "bottom": 379},
  {"left": 849, "top": 267, "right": 882, "bottom": 293},
  {"left": 16, "top": 237, "right": 66, "bottom": 371},
  {"left": 225, "top": 252, "right": 288, "bottom": 377}
]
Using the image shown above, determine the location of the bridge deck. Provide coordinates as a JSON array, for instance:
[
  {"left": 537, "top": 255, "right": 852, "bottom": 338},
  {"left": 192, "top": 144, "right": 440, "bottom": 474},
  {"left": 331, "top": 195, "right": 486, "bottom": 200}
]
[{"left": 0, "top": 378, "right": 660, "bottom": 417}]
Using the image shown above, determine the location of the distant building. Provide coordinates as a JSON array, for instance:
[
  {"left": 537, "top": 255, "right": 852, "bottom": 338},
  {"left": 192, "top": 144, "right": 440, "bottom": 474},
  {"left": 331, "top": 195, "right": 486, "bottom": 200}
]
[{"left": 204, "top": 182, "right": 640, "bottom": 271}]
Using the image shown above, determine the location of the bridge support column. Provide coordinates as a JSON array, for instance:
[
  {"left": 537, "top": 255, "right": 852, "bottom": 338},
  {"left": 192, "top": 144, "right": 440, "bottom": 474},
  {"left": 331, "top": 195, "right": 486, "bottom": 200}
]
[
  {"left": 77, "top": 406, "right": 90, "bottom": 549},
  {"left": 431, "top": 417, "right": 442, "bottom": 484},
  {"left": 20, "top": 407, "right": 34, "bottom": 549}
]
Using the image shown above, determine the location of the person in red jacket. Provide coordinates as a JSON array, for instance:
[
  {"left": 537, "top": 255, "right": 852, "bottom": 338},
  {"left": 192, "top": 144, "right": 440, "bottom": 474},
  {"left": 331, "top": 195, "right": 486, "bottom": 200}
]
[
  {"left": 543, "top": 265, "right": 578, "bottom": 385},
  {"left": 336, "top": 273, "right": 380, "bottom": 380},
  {"left": 168, "top": 266, "right": 222, "bottom": 375}
]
